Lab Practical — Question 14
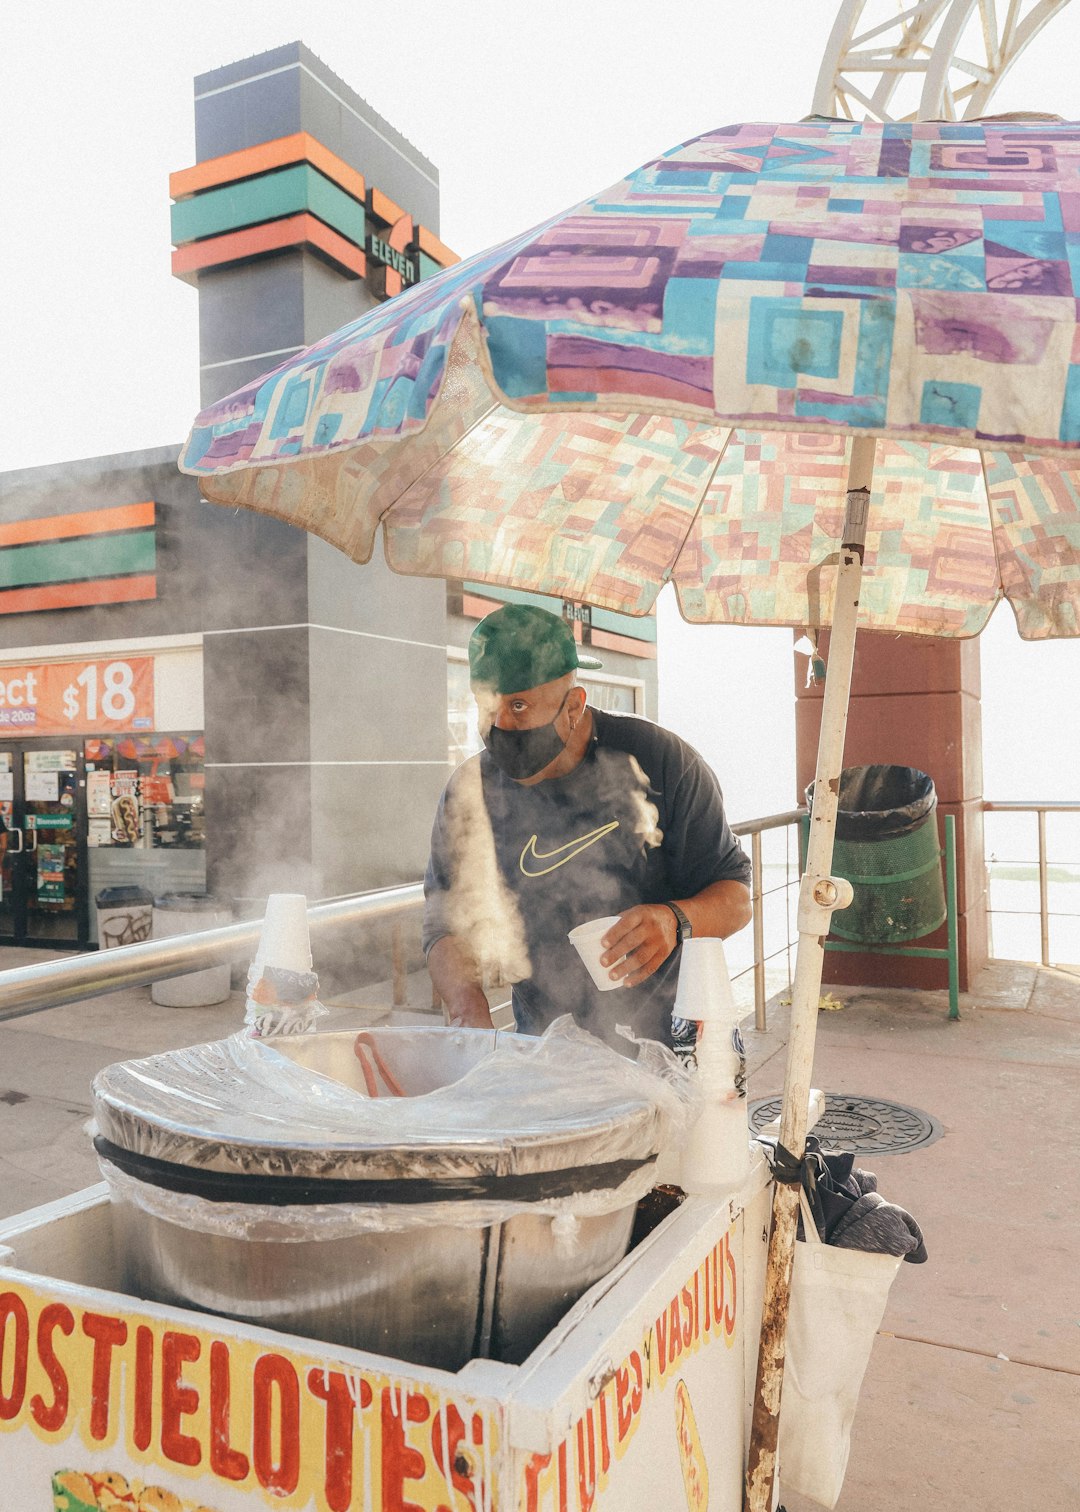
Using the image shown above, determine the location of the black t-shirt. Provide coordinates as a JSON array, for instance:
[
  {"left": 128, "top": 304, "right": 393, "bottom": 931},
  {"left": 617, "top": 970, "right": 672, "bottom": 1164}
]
[{"left": 423, "top": 708, "right": 751, "bottom": 1048}]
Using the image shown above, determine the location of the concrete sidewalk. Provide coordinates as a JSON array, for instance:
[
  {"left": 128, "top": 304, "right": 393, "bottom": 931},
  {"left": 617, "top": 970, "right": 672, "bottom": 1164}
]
[
  {"left": 0, "top": 944, "right": 447, "bottom": 1217},
  {"left": 745, "top": 962, "right": 1080, "bottom": 1512},
  {"left": 1, "top": 947, "right": 1078, "bottom": 1509}
]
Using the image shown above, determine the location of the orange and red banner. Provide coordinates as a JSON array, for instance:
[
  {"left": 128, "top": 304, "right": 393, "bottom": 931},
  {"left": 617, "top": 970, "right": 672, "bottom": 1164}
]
[{"left": 0, "top": 657, "right": 154, "bottom": 736}]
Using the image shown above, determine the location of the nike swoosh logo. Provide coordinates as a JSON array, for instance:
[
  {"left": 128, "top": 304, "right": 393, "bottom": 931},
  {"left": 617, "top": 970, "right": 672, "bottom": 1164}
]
[{"left": 519, "top": 821, "right": 620, "bottom": 877}]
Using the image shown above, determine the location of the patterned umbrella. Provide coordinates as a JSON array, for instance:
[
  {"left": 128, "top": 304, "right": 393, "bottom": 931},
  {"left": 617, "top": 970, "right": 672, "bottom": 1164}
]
[{"left": 182, "top": 116, "right": 1080, "bottom": 1510}]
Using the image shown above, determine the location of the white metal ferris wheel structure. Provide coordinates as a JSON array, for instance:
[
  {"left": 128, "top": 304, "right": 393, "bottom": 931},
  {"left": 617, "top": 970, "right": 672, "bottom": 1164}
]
[{"left": 813, "top": 0, "right": 1072, "bottom": 123}]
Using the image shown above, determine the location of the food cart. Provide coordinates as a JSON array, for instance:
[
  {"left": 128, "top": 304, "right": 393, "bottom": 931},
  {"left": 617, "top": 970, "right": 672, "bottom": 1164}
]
[
  {"left": 1, "top": 920, "right": 780, "bottom": 1512},
  {"left": 0, "top": 1149, "right": 771, "bottom": 1512}
]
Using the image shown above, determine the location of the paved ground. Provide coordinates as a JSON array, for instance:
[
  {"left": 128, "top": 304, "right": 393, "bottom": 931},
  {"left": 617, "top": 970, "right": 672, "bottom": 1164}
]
[
  {"left": 1, "top": 946, "right": 1077, "bottom": 1509},
  {"left": 745, "top": 961, "right": 1080, "bottom": 1512}
]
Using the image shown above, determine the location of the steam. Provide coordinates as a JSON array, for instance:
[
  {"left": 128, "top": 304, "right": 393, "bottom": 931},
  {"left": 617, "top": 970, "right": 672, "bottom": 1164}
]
[
  {"left": 442, "top": 757, "right": 532, "bottom": 984},
  {"left": 543, "top": 735, "right": 666, "bottom": 940},
  {"left": 625, "top": 754, "right": 663, "bottom": 850}
]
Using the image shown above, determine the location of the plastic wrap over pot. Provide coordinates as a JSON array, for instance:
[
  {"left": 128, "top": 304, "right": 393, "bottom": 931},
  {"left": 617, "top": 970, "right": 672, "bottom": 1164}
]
[{"left": 91, "top": 1017, "right": 700, "bottom": 1238}]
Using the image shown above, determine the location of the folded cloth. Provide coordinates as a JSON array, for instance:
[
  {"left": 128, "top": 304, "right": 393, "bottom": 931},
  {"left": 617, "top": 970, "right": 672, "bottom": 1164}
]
[
  {"left": 830, "top": 1190, "right": 928, "bottom": 1264},
  {"left": 800, "top": 1135, "right": 928, "bottom": 1264}
]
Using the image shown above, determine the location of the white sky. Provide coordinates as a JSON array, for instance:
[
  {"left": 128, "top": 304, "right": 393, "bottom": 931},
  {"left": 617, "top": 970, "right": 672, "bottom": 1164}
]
[{"left": 2, "top": 1, "right": 1078, "bottom": 820}]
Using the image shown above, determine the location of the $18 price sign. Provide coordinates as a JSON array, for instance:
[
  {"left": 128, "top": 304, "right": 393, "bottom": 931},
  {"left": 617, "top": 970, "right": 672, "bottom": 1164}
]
[
  {"left": 0, "top": 658, "right": 155, "bottom": 735},
  {"left": 63, "top": 662, "right": 140, "bottom": 724}
]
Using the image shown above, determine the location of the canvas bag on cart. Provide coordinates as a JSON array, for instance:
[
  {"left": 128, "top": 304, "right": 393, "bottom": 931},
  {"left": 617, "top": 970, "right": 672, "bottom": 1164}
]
[{"left": 778, "top": 1188, "right": 903, "bottom": 1508}]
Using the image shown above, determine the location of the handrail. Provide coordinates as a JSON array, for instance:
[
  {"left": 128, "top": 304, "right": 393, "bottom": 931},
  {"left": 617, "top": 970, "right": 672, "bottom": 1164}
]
[
  {"left": 983, "top": 801, "right": 1080, "bottom": 968},
  {"left": 0, "top": 885, "right": 423, "bottom": 1023},
  {"left": 730, "top": 812, "right": 803, "bottom": 1029},
  {"left": 731, "top": 809, "right": 805, "bottom": 1029},
  {"left": 8, "top": 799, "right": 1075, "bottom": 1028},
  {"left": 983, "top": 802, "right": 1080, "bottom": 811},
  {"left": 732, "top": 808, "right": 806, "bottom": 837}
]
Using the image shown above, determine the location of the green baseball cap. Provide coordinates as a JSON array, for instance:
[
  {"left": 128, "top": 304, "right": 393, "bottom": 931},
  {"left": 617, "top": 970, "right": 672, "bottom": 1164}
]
[{"left": 468, "top": 605, "right": 602, "bottom": 694}]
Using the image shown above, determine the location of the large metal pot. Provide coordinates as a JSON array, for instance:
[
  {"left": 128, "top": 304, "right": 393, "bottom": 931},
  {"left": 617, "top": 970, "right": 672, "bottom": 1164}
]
[{"left": 92, "top": 1024, "right": 673, "bottom": 1370}]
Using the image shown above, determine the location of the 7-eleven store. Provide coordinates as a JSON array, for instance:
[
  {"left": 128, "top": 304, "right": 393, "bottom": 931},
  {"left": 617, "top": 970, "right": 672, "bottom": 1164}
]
[{"left": 0, "top": 44, "right": 656, "bottom": 950}]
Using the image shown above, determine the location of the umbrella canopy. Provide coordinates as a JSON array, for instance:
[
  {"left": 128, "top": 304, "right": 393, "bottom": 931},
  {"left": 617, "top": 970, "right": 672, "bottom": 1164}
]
[
  {"left": 183, "top": 116, "right": 1080, "bottom": 639},
  {"left": 182, "top": 114, "right": 1080, "bottom": 1512}
]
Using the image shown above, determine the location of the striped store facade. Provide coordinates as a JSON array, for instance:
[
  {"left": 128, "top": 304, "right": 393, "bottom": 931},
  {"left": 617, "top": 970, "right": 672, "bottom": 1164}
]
[
  {"left": 0, "top": 43, "right": 657, "bottom": 968},
  {"left": 0, "top": 504, "right": 157, "bottom": 617}
]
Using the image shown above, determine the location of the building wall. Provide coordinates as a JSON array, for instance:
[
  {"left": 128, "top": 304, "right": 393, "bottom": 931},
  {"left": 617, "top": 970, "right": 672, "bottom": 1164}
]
[
  {"left": 795, "top": 630, "right": 987, "bottom": 992},
  {"left": 180, "top": 42, "right": 452, "bottom": 916},
  {"left": 192, "top": 42, "right": 441, "bottom": 233}
]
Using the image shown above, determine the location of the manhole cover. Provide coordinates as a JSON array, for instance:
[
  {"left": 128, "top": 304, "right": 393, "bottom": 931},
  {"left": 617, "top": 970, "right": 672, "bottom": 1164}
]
[{"left": 748, "top": 1094, "right": 942, "bottom": 1156}]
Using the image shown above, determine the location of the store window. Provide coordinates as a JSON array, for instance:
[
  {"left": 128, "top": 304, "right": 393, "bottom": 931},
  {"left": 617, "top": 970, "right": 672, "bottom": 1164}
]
[
  {"left": 581, "top": 674, "right": 643, "bottom": 715},
  {"left": 446, "top": 652, "right": 644, "bottom": 767},
  {"left": 84, "top": 732, "right": 206, "bottom": 850}
]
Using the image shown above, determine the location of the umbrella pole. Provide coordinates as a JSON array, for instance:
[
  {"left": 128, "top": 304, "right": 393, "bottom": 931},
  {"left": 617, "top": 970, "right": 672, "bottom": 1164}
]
[{"left": 744, "top": 435, "right": 875, "bottom": 1512}]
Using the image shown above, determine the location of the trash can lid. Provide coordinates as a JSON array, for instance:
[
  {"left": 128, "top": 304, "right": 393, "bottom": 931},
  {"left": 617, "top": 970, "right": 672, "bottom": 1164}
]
[
  {"left": 806, "top": 764, "right": 937, "bottom": 840},
  {"left": 96, "top": 886, "right": 154, "bottom": 907},
  {"left": 153, "top": 892, "right": 228, "bottom": 912}
]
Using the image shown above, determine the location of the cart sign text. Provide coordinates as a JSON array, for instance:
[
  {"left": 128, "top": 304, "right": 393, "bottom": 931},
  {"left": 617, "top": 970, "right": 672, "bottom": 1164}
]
[
  {"left": 0, "top": 1283, "right": 496, "bottom": 1511},
  {"left": 522, "top": 1225, "right": 738, "bottom": 1512}
]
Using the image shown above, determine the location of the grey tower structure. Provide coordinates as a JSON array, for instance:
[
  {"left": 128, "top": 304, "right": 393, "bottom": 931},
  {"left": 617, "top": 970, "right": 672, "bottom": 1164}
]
[{"left": 172, "top": 43, "right": 454, "bottom": 909}]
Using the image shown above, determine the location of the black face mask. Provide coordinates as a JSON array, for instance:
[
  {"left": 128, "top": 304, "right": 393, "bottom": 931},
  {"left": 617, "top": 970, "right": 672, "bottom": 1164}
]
[{"left": 483, "top": 691, "right": 571, "bottom": 781}]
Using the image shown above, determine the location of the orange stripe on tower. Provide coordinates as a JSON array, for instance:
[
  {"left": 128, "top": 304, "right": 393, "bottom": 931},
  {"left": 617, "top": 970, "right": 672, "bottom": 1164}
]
[
  {"left": 0, "top": 502, "right": 155, "bottom": 550},
  {"left": 368, "top": 185, "right": 406, "bottom": 226},
  {"left": 171, "top": 215, "right": 366, "bottom": 280},
  {"left": 170, "top": 132, "right": 366, "bottom": 203},
  {"left": 417, "top": 226, "right": 460, "bottom": 268},
  {"left": 0, "top": 575, "right": 158, "bottom": 617}
]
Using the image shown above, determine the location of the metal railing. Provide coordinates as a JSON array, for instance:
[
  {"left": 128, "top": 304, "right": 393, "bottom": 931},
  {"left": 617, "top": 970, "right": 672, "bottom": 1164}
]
[
  {"left": 983, "top": 801, "right": 1080, "bottom": 969},
  {"left": 0, "top": 812, "right": 810, "bottom": 1030},
  {"left": 731, "top": 809, "right": 805, "bottom": 1029},
  {"left": 0, "top": 885, "right": 423, "bottom": 1023},
  {"left": 7, "top": 801, "right": 1077, "bottom": 1028}
]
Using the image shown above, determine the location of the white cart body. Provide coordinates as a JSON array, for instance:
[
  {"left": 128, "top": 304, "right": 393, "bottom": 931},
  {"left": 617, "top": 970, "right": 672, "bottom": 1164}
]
[{"left": 0, "top": 1164, "right": 770, "bottom": 1511}]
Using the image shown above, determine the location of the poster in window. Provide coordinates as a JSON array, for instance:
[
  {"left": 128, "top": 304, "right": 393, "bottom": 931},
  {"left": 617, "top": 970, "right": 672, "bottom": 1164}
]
[
  {"left": 87, "top": 770, "right": 112, "bottom": 817},
  {"left": 88, "top": 818, "right": 112, "bottom": 848},
  {"left": 37, "top": 844, "right": 66, "bottom": 903},
  {"left": 26, "top": 772, "right": 59, "bottom": 802}
]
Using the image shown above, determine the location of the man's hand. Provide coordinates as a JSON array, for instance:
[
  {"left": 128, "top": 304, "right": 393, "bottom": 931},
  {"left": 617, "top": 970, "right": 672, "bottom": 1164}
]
[
  {"left": 600, "top": 904, "right": 678, "bottom": 988},
  {"left": 598, "top": 881, "right": 753, "bottom": 989},
  {"left": 445, "top": 989, "right": 495, "bottom": 1030},
  {"left": 427, "top": 937, "right": 495, "bottom": 1028}
]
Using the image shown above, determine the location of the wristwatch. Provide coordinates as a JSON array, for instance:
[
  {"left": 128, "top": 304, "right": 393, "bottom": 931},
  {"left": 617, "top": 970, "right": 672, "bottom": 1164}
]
[{"left": 666, "top": 902, "right": 693, "bottom": 944}]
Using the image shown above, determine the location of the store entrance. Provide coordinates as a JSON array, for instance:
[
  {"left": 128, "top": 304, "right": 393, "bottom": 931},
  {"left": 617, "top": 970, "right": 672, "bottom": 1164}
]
[{"left": 0, "top": 743, "right": 88, "bottom": 949}]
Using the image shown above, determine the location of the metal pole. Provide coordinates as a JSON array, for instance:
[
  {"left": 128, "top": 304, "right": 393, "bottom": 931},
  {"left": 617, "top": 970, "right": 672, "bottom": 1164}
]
[
  {"left": 744, "top": 435, "right": 875, "bottom": 1512},
  {"left": 752, "top": 830, "right": 766, "bottom": 1031},
  {"left": 945, "top": 814, "right": 960, "bottom": 1021},
  {"left": 1038, "top": 807, "right": 1050, "bottom": 966},
  {"left": 0, "top": 885, "right": 424, "bottom": 1022},
  {"left": 392, "top": 921, "right": 407, "bottom": 1007}
]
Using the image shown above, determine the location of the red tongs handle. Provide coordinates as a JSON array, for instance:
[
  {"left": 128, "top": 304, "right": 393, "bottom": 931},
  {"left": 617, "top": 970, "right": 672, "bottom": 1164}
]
[{"left": 353, "top": 1032, "right": 406, "bottom": 1097}]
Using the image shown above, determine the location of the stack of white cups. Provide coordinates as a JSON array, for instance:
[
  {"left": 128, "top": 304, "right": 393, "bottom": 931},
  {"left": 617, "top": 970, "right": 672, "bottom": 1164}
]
[
  {"left": 674, "top": 937, "right": 751, "bottom": 1193},
  {"left": 251, "top": 893, "right": 313, "bottom": 975},
  {"left": 245, "top": 894, "right": 318, "bottom": 1035}
]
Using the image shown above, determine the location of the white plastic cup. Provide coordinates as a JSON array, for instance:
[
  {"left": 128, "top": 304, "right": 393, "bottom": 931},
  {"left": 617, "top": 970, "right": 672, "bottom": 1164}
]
[
  {"left": 673, "top": 937, "right": 738, "bottom": 1024},
  {"left": 252, "top": 893, "right": 313, "bottom": 974},
  {"left": 567, "top": 915, "right": 623, "bottom": 991}
]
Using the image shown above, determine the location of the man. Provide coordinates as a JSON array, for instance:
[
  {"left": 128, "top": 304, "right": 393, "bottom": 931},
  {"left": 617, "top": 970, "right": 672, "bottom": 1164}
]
[{"left": 423, "top": 604, "right": 752, "bottom": 1049}]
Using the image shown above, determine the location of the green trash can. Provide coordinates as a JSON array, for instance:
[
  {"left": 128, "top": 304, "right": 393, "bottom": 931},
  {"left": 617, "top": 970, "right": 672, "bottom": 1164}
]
[{"left": 806, "top": 765, "right": 946, "bottom": 945}]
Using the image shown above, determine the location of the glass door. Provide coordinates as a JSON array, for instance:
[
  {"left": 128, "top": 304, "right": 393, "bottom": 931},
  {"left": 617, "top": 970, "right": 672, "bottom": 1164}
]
[
  {"left": 0, "top": 752, "right": 16, "bottom": 941},
  {"left": 23, "top": 748, "right": 84, "bottom": 946},
  {"left": 0, "top": 744, "right": 88, "bottom": 948}
]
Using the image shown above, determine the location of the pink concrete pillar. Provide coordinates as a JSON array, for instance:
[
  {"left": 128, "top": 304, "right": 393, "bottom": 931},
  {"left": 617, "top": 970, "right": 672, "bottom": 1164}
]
[{"left": 795, "top": 631, "right": 988, "bottom": 992}]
